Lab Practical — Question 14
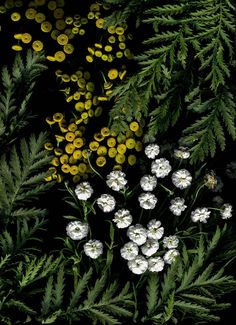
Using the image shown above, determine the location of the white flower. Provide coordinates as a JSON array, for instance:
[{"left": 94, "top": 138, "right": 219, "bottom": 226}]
[
  {"left": 145, "top": 144, "right": 160, "bottom": 159},
  {"left": 169, "top": 197, "right": 187, "bottom": 216},
  {"left": 127, "top": 224, "right": 147, "bottom": 245},
  {"left": 151, "top": 158, "right": 172, "bottom": 178},
  {"left": 128, "top": 255, "right": 148, "bottom": 274},
  {"left": 75, "top": 182, "right": 93, "bottom": 201},
  {"left": 66, "top": 221, "right": 89, "bottom": 240},
  {"left": 138, "top": 192, "right": 157, "bottom": 210},
  {"left": 147, "top": 219, "right": 164, "bottom": 240},
  {"left": 140, "top": 175, "right": 157, "bottom": 192},
  {"left": 172, "top": 169, "right": 192, "bottom": 189},
  {"left": 163, "top": 249, "right": 179, "bottom": 265},
  {"left": 141, "top": 239, "right": 159, "bottom": 257},
  {"left": 113, "top": 209, "right": 132, "bottom": 228},
  {"left": 163, "top": 235, "right": 179, "bottom": 249},
  {"left": 148, "top": 257, "right": 165, "bottom": 272},
  {"left": 120, "top": 241, "right": 139, "bottom": 260},
  {"left": 106, "top": 171, "right": 127, "bottom": 192},
  {"left": 174, "top": 147, "right": 190, "bottom": 159},
  {"left": 191, "top": 207, "right": 211, "bottom": 223},
  {"left": 220, "top": 203, "right": 233, "bottom": 219},
  {"left": 84, "top": 240, "right": 103, "bottom": 259},
  {"left": 97, "top": 194, "right": 116, "bottom": 212}
]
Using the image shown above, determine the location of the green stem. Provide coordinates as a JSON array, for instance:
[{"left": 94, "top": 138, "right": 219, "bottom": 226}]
[{"left": 87, "top": 154, "right": 104, "bottom": 180}]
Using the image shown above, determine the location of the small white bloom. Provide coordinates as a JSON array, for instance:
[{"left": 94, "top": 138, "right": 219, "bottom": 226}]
[
  {"left": 113, "top": 209, "right": 132, "bottom": 228},
  {"left": 169, "top": 197, "right": 187, "bottom": 216},
  {"left": 147, "top": 219, "right": 164, "bottom": 240},
  {"left": 138, "top": 192, "right": 157, "bottom": 210},
  {"left": 163, "top": 249, "right": 179, "bottom": 265},
  {"left": 172, "top": 169, "right": 192, "bottom": 189},
  {"left": 151, "top": 158, "right": 172, "bottom": 178},
  {"left": 120, "top": 241, "right": 139, "bottom": 260},
  {"left": 163, "top": 235, "right": 179, "bottom": 249},
  {"left": 66, "top": 221, "right": 89, "bottom": 240},
  {"left": 84, "top": 240, "right": 103, "bottom": 259},
  {"left": 140, "top": 175, "right": 157, "bottom": 192},
  {"left": 128, "top": 255, "right": 148, "bottom": 274},
  {"left": 127, "top": 224, "right": 147, "bottom": 245},
  {"left": 141, "top": 239, "right": 159, "bottom": 257},
  {"left": 106, "top": 171, "right": 127, "bottom": 192},
  {"left": 174, "top": 147, "right": 190, "bottom": 159},
  {"left": 148, "top": 257, "right": 165, "bottom": 272},
  {"left": 191, "top": 207, "right": 211, "bottom": 223},
  {"left": 75, "top": 182, "right": 93, "bottom": 201},
  {"left": 145, "top": 144, "right": 160, "bottom": 159},
  {"left": 97, "top": 194, "right": 116, "bottom": 212},
  {"left": 220, "top": 203, "right": 233, "bottom": 219}
]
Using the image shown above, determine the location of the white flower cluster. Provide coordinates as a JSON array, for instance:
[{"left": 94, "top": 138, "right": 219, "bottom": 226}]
[
  {"left": 220, "top": 203, "right": 233, "bottom": 219},
  {"left": 106, "top": 170, "right": 127, "bottom": 192},
  {"left": 121, "top": 219, "right": 179, "bottom": 275},
  {"left": 75, "top": 182, "right": 93, "bottom": 201},
  {"left": 97, "top": 193, "right": 116, "bottom": 212},
  {"left": 169, "top": 197, "right": 187, "bottom": 216}
]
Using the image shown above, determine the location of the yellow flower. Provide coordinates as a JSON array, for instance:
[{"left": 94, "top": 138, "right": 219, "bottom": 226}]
[
  {"left": 86, "top": 55, "right": 93, "bottom": 63},
  {"left": 129, "top": 121, "right": 139, "bottom": 132},
  {"left": 32, "top": 40, "right": 44, "bottom": 52},
  {"left": 107, "top": 54, "right": 114, "bottom": 62},
  {"left": 97, "top": 146, "right": 107, "bottom": 156},
  {"left": 117, "top": 134, "right": 126, "bottom": 144},
  {"left": 0, "top": 6, "right": 6, "bottom": 13},
  {"left": 101, "top": 54, "right": 108, "bottom": 61},
  {"left": 84, "top": 71, "right": 91, "bottom": 80},
  {"left": 64, "top": 43, "right": 74, "bottom": 54},
  {"left": 95, "top": 106, "right": 103, "bottom": 117},
  {"left": 14, "top": 34, "right": 23, "bottom": 40},
  {"left": 65, "top": 132, "right": 76, "bottom": 142},
  {"left": 90, "top": 3, "right": 100, "bottom": 11},
  {"left": 75, "top": 102, "right": 85, "bottom": 112},
  {"left": 69, "top": 156, "right": 77, "bottom": 164},
  {"left": 68, "top": 123, "right": 77, "bottom": 132},
  {"left": 51, "top": 157, "right": 60, "bottom": 167},
  {"left": 45, "top": 175, "right": 53, "bottom": 182},
  {"left": 116, "top": 26, "right": 125, "bottom": 35},
  {"left": 106, "top": 90, "right": 113, "bottom": 96},
  {"left": 84, "top": 100, "right": 92, "bottom": 110},
  {"left": 35, "top": 12, "right": 46, "bottom": 23},
  {"left": 81, "top": 112, "right": 88, "bottom": 119},
  {"left": 94, "top": 133, "right": 104, "bottom": 142},
  {"left": 96, "top": 156, "right": 106, "bottom": 167},
  {"left": 98, "top": 96, "right": 108, "bottom": 101},
  {"left": 96, "top": 18, "right": 104, "bottom": 29},
  {"left": 61, "top": 74, "right": 70, "bottom": 82},
  {"left": 119, "top": 70, "right": 127, "bottom": 80},
  {"left": 61, "top": 164, "right": 70, "bottom": 173},
  {"left": 46, "top": 116, "right": 55, "bottom": 125},
  {"left": 65, "top": 143, "right": 75, "bottom": 154},
  {"left": 89, "top": 141, "right": 99, "bottom": 151},
  {"left": 51, "top": 29, "right": 60, "bottom": 40},
  {"left": 56, "top": 19, "right": 66, "bottom": 30},
  {"left": 79, "top": 29, "right": 85, "bottom": 36},
  {"left": 128, "top": 154, "right": 137, "bottom": 165},
  {"left": 135, "top": 141, "right": 143, "bottom": 152},
  {"left": 88, "top": 109, "right": 94, "bottom": 117},
  {"left": 69, "top": 165, "right": 79, "bottom": 175},
  {"left": 35, "top": 0, "right": 46, "bottom": 5},
  {"left": 59, "top": 154, "right": 69, "bottom": 164},
  {"left": 73, "top": 137, "right": 84, "bottom": 148},
  {"left": 44, "top": 142, "right": 54, "bottom": 151},
  {"left": 53, "top": 112, "right": 64, "bottom": 122},
  {"left": 108, "top": 147, "right": 117, "bottom": 158},
  {"left": 108, "top": 26, "right": 116, "bottom": 34},
  {"left": 73, "top": 150, "right": 82, "bottom": 160},
  {"left": 25, "top": 8, "right": 37, "bottom": 20},
  {"left": 119, "top": 42, "right": 126, "bottom": 50},
  {"left": 126, "top": 138, "right": 136, "bottom": 149},
  {"left": 126, "top": 130, "right": 133, "bottom": 138},
  {"left": 54, "top": 148, "right": 63, "bottom": 156},
  {"left": 57, "top": 33, "right": 68, "bottom": 45},
  {"left": 73, "top": 175, "right": 81, "bottom": 183},
  {"left": 104, "top": 45, "right": 112, "bottom": 52},
  {"left": 118, "top": 35, "right": 126, "bottom": 42},
  {"left": 48, "top": 0, "right": 57, "bottom": 10},
  {"left": 88, "top": 12, "right": 95, "bottom": 19},
  {"left": 82, "top": 149, "right": 89, "bottom": 158},
  {"left": 100, "top": 127, "right": 110, "bottom": 137},
  {"left": 47, "top": 55, "right": 56, "bottom": 62},
  {"left": 116, "top": 51, "right": 123, "bottom": 58},
  {"left": 11, "top": 12, "right": 21, "bottom": 21},
  {"left": 95, "top": 50, "right": 102, "bottom": 57},
  {"left": 117, "top": 144, "right": 127, "bottom": 154},
  {"left": 55, "top": 135, "right": 65, "bottom": 144},
  {"left": 86, "top": 82, "right": 95, "bottom": 92},
  {"left": 76, "top": 118, "right": 83, "bottom": 125},
  {"left": 113, "top": 164, "right": 122, "bottom": 171},
  {"left": 85, "top": 92, "right": 92, "bottom": 99},
  {"left": 78, "top": 78, "right": 86, "bottom": 89},
  {"left": 55, "top": 51, "right": 66, "bottom": 62},
  {"left": 78, "top": 163, "right": 87, "bottom": 173},
  {"left": 54, "top": 8, "right": 64, "bottom": 19},
  {"left": 41, "top": 21, "right": 52, "bottom": 33},
  {"left": 115, "top": 154, "right": 126, "bottom": 164},
  {"left": 107, "top": 137, "right": 116, "bottom": 148},
  {"left": 65, "top": 16, "right": 73, "bottom": 24},
  {"left": 135, "top": 127, "right": 143, "bottom": 137},
  {"left": 73, "top": 92, "right": 81, "bottom": 100},
  {"left": 108, "top": 36, "right": 116, "bottom": 44},
  {"left": 11, "top": 45, "right": 23, "bottom": 51},
  {"left": 108, "top": 69, "right": 119, "bottom": 80}
]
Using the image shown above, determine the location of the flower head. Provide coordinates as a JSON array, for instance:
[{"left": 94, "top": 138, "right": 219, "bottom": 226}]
[
  {"left": 138, "top": 192, "right": 157, "bottom": 210},
  {"left": 151, "top": 158, "right": 172, "bottom": 178},
  {"left": 66, "top": 221, "right": 89, "bottom": 240},
  {"left": 120, "top": 241, "right": 139, "bottom": 260},
  {"left": 75, "top": 182, "right": 93, "bottom": 200},
  {"left": 163, "top": 235, "right": 179, "bottom": 249},
  {"left": 191, "top": 207, "right": 211, "bottom": 223},
  {"left": 97, "top": 194, "right": 116, "bottom": 212},
  {"left": 148, "top": 257, "right": 165, "bottom": 272},
  {"left": 172, "top": 169, "right": 192, "bottom": 189},
  {"left": 141, "top": 239, "right": 159, "bottom": 257},
  {"left": 145, "top": 144, "right": 160, "bottom": 159},
  {"left": 127, "top": 224, "right": 147, "bottom": 245},
  {"left": 220, "top": 203, "right": 233, "bottom": 219},
  {"left": 169, "top": 197, "right": 187, "bottom": 216},
  {"left": 174, "top": 147, "right": 190, "bottom": 159},
  {"left": 163, "top": 249, "right": 179, "bottom": 265},
  {"left": 106, "top": 170, "right": 127, "bottom": 191},
  {"left": 140, "top": 175, "right": 157, "bottom": 192},
  {"left": 84, "top": 239, "right": 103, "bottom": 259},
  {"left": 128, "top": 255, "right": 148, "bottom": 274},
  {"left": 147, "top": 219, "right": 164, "bottom": 240},
  {"left": 113, "top": 209, "right": 132, "bottom": 228}
]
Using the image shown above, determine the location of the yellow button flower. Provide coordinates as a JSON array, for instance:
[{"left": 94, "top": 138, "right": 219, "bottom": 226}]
[
  {"left": 126, "top": 138, "right": 136, "bottom": 149},
  {"left": 108, "top": 69, "right": 119, "bottom": 80},
  {"left": 97, "top": 146, "right": 107, "bottom": 156},
  {"left": 94, "top": 133, "right": 104, "bottom": 142},
  {"left": 53, "top": 112, "right": 64, "bottom": 122},
  {"left": 107, "top": 137, "right": 116, "bottom": 148},
  {"left": 69, "top": 156, "right": 77, "bottom": 164},
  {"left": 119, "top": 70, "right": 127, "bottom": 80},
  {"left": 65, "top": 132, "right": 76, "bottom": 142},
  {"left": 11, "top": 45, "right": 23, "bottom": 51},
  {"left": 51, "top": 157, "right": 60, "bottom": 167},
  {"left": 116, "top": 26, "right": 125, "bottom": 35},
  {"left": 108, "top": 36, "right": 116, "bottom": 43},
  {"left": 55, "top": 135, "right": 65, "bottom": 144},
  {"left": 68, "top": 123, "right": 77, "bottom": 132},
  {"left": 85, "top": 92, "right": 92, "bottom": 99},
  {"left": 14, "top": 34, "right": 23, "bottom": 40},
  {"left": 65, "top": 16, "right": 73, "bottom": 25},
  {"left": 78, "top": 163, "right": 87, "bottom": 173},
  {"left": 57, "top": 33, "right": 68, "bottom": 45},
  {"left": 54, "top": 8, "right": 64, "bottom": 19},
  {"left": 79, "top": 29, "right": 85, "bottom": 36},
  {"left": 44, "top": 143, "right": 54, "bottom": 151},
  {"left": 25, "top": 8, "right": 37, "bottom": 20},
  {"left": 69, "top": 165, "right": 79, "bottom": 175},
  {"left": 46, "top": 116, "right": 55, "bottom": 125},
  {"left": 82, "top": 149, "right": 89, "bottom": 159},
  {"left": 104, "top": 45, "right": 112, "bottom": 52},
  {"left": 88, "top": 12, "right": 95, "bottom": 19},
  {"left": 96, "top": 18, "right": 104, "bottom": 29},
  {"left": 78, "top": 78, "right": 86, "bottom": 89},
  {"left": 117, "top": 144, "right": 127, "bottom": 154},
  {"left": 65, "top": 143, "right": 75, "bottom": 154},
  {"left": 100, "top": 127, "right": 110, "bottom": 137},
  {"left": 56, "top": 19, "right": 66, "bottom": 30},
  {"left": 89, "top": 141, "right": 99, "bottom": 151},
  {"left": 55, "top": 51, "right": 66, "bottom": 62},
  {"left": 54, "top": 148, "right": 63, "bottom": 156},
  {"left": 51, "top": 29, "right": 60, "bottom": 40},
  {"left": 73, "top": 137, "right": 84, "bottom": 148},
  {"left": 129, "top": 121, "right": 139, "bottom": 132},
  {"left": 119, "top": 42, "right": 126, "bottom": 50},
  {"left": 128, "top": 154, "right": 137, "bottom": 166},
  {"left": 135, "top": 141, "right": 143, "bottom": 152},
  {"left": 116, "top": 51, "right": 123, "bottom": 58},
  {"left": 117, "top": 134, "right": 126, "bottom": 143},
  {"left": 95, "top": 106, "right": 103, "bottom": 117},
  {"left": 61, "top": 164, "right": 70, "bottom": 173},
  {"left": 35, "top": 12, "right": 46, "bottom": 23},
  {"left": 135, "top": 127, "right": 143, "bottom": 137},
  {"left": 84, "top": 100, "right": 92, "bottom": 110},
  {"left": 86, "top": 82, "right": 95, "bottom": 92},
  {"left": 64, "top": 43, "right": 74, "bottom": 54},
  {"left": 96, "top": 156, "right": 106, "bottom": 167},
  {"left": 41, "top": 21, "right": 52, "bottom": 33},
  {"left": 32, "top": 40, "right": 44, "bottom": 52},
  {"left": 75, "top": 102, "right": 84, "bottom": 112},
  {"left": 73, "top": 150, "right": 82, "bottom": 160},
  {"left": 115, "top": 154, "right": 126, "bottom": 164},
  {"left": 95, "top": 50, "right": 102, "bottom": 57},
  {"left": 73, "top": 175, "right": 81, "bottom": 183},
  {"left": 108, "top": 148, "right": 117, "bottom": 158},
  {"left": 108, "top": 26, "right": 116, "bottom": 34},
  {"left": 11, "top": 12, "right": 21, "bottom": 21},
  {"left": 48, "top": 0, "right": 57, "bottom": 10},
  {"left": 61, "top": 74, "right": 70, "bottom": 82},
  {"left": 88, "top": 109, "right": 94, "bottom": 117},
  {"left": 113, "top": 164, "right": 122, "bottom": 171},
  {"left": 47, "top": 56, "right": 56, "bottom": 62}
]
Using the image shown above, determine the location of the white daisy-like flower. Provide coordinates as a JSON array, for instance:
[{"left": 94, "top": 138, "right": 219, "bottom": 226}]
[
  {"left": 128, "top": 255, "right": 148, "bottom": 274},
  {"left": 97, "top": 194, "right": 116, "bottom": 213},
  {"left": 191, "top": 207, "right": 211, "bottom": 223},
  {"left": 140, "top": 175, "right": 157, "bottom": 192},
  {"left": 163, "top": 235, "right": 179, "bottom": 249},
  {"left": 172, "top": 169, "right": 192, "bottom": 189},
  {"left": 220, "top": 203, "right": 233, "bottom": 220},
  {"left": 106, "top": 170, "right": 127, "bottom": 192},
  {"left": 138, "top": 192, "right": 157, "bottom": 210},
  {"left": 127, "top": 224, "right": 147, "bottom": 246},
  {"left": 151, "top": 158, "right": 172, "bottom": 178},
  {"left": 148, "top": 257, "right": 165, "bottom": 272},
  {"left": 75, "top": 182, "right": 93, "bottom": 201},
  {"left": 169, "top": 197, "right": 187, "bottom": 216},
  {"left": 163, "top": 249, "right": 179, "bottom": 265},
  {"left": 174, "top": 147, "right": 190, "bottom": 159},
  {"left": 141, "top": 239, "right": 159, "bottom": 257},
  {"left": 84, "top": 240, "right": 103, "bottom": 259},
  {"left": 120, "top": 241, "right": 139, "bottom": 260},
  {"left": 66, "top": 221, "right": 89, "bottom": 240},
  {"left": 145, "top": 144, "right": 160, "bottom": 159},
  {"left": 113, "top": 209, "right": 133, "bottom": 228},
  {"left": 147, "top": 219, "right": 164, "bottom": 240}
]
